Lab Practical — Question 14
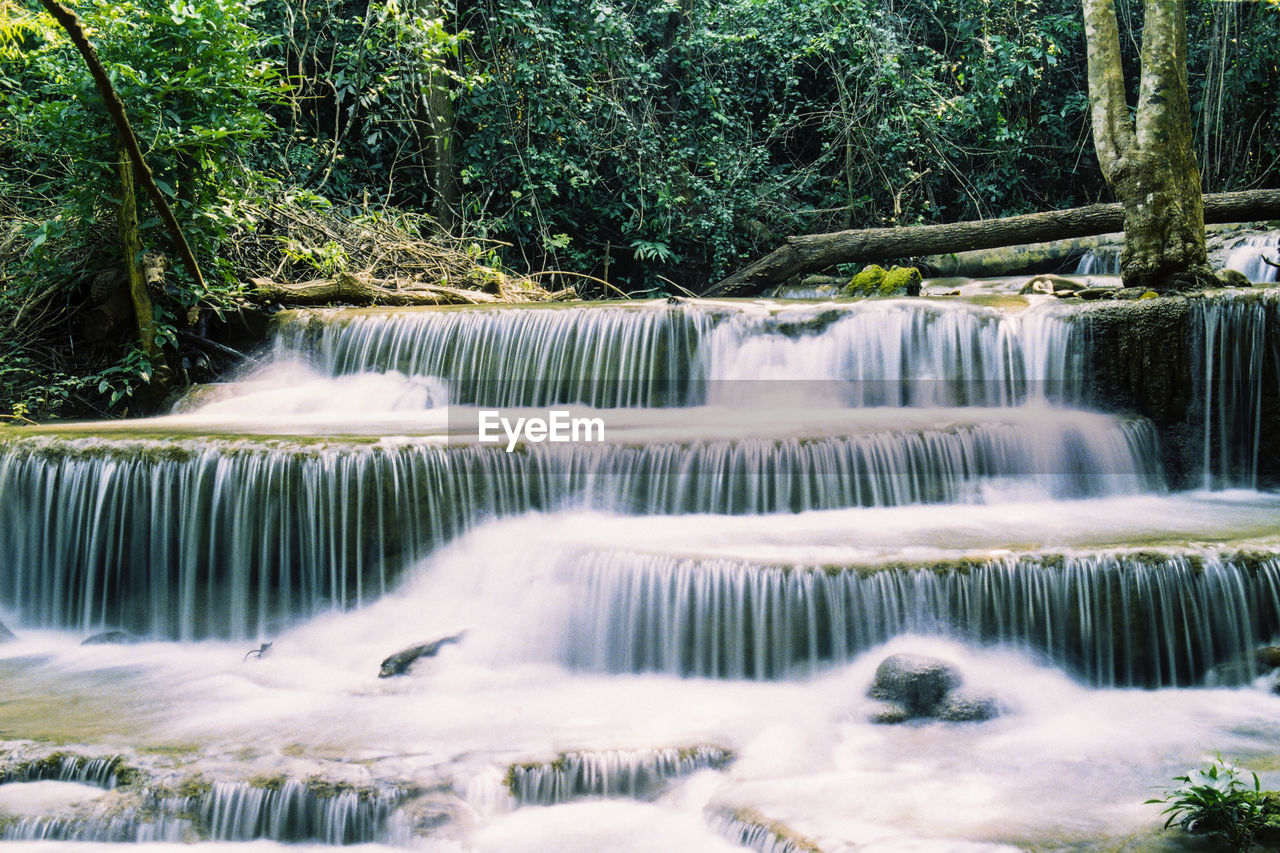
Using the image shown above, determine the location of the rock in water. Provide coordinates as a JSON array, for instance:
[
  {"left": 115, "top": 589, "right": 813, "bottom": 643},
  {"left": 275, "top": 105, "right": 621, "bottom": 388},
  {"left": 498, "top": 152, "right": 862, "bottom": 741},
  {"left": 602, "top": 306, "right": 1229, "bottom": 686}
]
[
  {"left": 0, "top": 618, "right": 14, "bottom": 642},
  {"left": 81, "top": 631, "right": 144, "bottom": 645},
  {"left": 935, "top": 690, "right": 1000, "bottom": 722},
  {"left": 1256, "top": 646, "right": 1280, "bottom": 670},
  {"left": 1019, "top": 274, "right": 1085, "bottom": 296},
  {"left": 379, "top": 632, "right": 466, "bottom": 678},
  {"left": 867, "top": 700, "right": 911, "bottom": 725},
  {"left": 867, "top": 653, "right": 961, "bottom": 715},
  {"left": 1219, "top": 268, "right": 1252, "bottom": 288}
]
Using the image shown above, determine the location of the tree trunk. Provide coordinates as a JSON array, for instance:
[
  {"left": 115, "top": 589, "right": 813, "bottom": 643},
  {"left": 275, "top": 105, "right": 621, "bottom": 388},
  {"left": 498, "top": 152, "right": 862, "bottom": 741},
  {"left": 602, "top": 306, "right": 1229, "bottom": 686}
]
[
  {"left": 428, "top": 65, "right": 457, "bottom": 229},
  {"left": 705, "top": 189, "right": 1280, "bottom": 297},
  {"left": 116, "top": 149, "right": 158, "bottom": 358},
  {"left": 1084, "top": 0, "right": 1212, "bottom": 291}
]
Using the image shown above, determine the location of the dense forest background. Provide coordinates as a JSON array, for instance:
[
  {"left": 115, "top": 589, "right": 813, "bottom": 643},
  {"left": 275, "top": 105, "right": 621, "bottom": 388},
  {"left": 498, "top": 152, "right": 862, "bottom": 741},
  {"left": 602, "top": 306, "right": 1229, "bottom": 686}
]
[{"left": 1, "top": 0, "right": 1278, "bottom": 417}]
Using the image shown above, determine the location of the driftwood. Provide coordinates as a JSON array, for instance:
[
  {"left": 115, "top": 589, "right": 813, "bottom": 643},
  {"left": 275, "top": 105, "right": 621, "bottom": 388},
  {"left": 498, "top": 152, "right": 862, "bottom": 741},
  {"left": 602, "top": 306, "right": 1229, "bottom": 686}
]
[
  {"left": 252, "top": 273, "right": 502, "bottom": 306},
  {"left": 708, "top": 189, "right": 1280, "bottom": 297},
  {"left": 378, "top": 631, "right": 466, "bottom": 677}
]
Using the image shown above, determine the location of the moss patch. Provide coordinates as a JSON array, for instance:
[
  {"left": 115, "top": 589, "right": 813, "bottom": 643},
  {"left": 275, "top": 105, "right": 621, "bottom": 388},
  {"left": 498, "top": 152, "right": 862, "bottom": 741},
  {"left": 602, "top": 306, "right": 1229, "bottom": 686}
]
[{"left": 841, "top": 264, "right": 922, "bottom": 297}]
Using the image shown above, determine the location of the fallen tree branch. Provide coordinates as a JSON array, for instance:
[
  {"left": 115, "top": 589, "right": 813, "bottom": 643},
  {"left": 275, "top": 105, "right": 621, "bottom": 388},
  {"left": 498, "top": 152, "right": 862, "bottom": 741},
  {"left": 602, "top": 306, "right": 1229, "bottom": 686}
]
[
  {"left": 708, "top": 189, "right": 1280, "bottom": 297},
  {"left": 251, "top": 273, "right": 502, "bottom": 306}
]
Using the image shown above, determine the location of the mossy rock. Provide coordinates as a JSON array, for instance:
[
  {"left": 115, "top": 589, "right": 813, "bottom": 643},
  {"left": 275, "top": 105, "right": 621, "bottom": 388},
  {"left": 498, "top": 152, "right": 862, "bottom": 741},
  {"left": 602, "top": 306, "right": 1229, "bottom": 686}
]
[
  {"left": 842, "top": 264, "right": 922, "bottom": 297},
  {"left": 842, "top": 264, "right": 886, "bottom": 296},
  {"left": 880, "top": 265, "right": 923, "bottom": 296}
]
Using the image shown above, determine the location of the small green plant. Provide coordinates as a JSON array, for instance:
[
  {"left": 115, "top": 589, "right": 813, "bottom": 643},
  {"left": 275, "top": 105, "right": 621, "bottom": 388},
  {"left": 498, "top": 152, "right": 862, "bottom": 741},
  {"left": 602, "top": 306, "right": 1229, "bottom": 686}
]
[{"left": 1148, "top": 756, "right": 1268, "bottom": 850}]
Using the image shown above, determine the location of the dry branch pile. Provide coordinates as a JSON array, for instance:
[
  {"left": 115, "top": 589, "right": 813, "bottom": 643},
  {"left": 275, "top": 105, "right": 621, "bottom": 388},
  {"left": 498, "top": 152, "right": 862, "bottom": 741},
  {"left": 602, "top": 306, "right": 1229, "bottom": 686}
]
[{"left": 224, "top": 198, "right": 570, "bottom": 306}]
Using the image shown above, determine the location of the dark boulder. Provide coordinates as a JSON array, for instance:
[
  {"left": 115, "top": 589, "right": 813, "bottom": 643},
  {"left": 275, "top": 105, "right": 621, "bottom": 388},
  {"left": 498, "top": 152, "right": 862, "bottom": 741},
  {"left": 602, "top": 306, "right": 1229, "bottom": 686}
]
[
  {"left": 867, "top": 653, "right": 1001, "bottom": 724},
  {"left": 379, "top": 631, "right": 466, "bottom": 678},
  {"left": 1256, "top": 646, "right": 1280, "bottom": 670},
  {"left": 1218, "top": 268, "right": 1252, "bottom": 288},
  {"left": 0, "top": 618, "right": 14, "bottom": 642},
  {"left": 868, "top": 653, "right": 961, "bottom": 715},
  {"left": 867, "top": 700, "right": 911, "bottom": 725},
  {"left": 935, "top": 690, "right": 1000, "bottom": 723}
]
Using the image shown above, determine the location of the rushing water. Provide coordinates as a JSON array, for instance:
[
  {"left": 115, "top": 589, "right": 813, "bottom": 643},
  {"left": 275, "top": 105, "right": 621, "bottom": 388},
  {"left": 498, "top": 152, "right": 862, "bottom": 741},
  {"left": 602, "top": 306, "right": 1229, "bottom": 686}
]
[
  {"left": 1224, "top": 231, "right": 1280, "bottom": 284},
  {"left": 4, "top": 292, "right": 1280, "bottom": 850},
  {"left": 1192, "top": 289, "right": 1280, "bottom": 488},
  {"left": 565, "top": 548, "right": 1280, "bottom": 685},
  {"left": 0, "top": 408, "right": 1163, "bottom": 639},
  {"left": 1073, "top": 245, "right": 1123, "bottom": 276},
  {"left": 272, "top": 299, "right": 1085, "bottom": 408}
]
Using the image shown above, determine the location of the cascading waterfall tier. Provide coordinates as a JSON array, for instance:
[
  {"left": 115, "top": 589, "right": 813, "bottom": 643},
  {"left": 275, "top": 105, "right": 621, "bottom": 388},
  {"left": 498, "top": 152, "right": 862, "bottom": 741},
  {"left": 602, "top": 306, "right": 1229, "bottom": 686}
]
[
  {"left": 1191, "top": 288, "right": 1280, "bottom": 488},
  {"left": 1073, "top": 245, "right": 1123, "bottom": 276},
  {"left": 506, "top": 746, "right": 733, "bottom": 806},
  {"left": 707, "top": 807, "right": 819, "bottom": 853},
  {"left": 0, "top": 412, "right": 1161, "bottom": 639},
  {"left": 190, "top": 779, "right": 401, "bottom": 844},
  {"left": 0, "top": 773, "right": 400, "bottom": 844},
  {"left": 562, "top": 548, "right": 1280, "bottom": 687},
  {"left": 271, "top": 299, "right": 1086, "bottom": 408},
  {"left": 1224, "top": 231, "right": 1280, "bottom": 284},
  {"left": 1, "top": 755, "right": 123, "bottom": 788}
]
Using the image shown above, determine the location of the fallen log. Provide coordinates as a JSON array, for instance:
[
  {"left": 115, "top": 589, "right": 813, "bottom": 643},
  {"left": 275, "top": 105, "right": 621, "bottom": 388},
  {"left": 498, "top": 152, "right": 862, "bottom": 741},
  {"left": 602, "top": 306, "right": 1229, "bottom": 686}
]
[
  {"left": 919, "top": 234, "right": 1122, "bottom": 278},
  {"left": 708, "top": 189, "right": 1280, "bottom": 297},
  {"left": 252, "top": 272, "right": 501, "bottom": 306}
]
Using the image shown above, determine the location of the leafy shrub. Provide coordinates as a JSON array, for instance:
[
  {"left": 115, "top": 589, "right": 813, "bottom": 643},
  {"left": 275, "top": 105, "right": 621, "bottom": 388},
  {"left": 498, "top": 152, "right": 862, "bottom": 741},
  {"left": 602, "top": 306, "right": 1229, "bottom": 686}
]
[{"left": 1148, "top": 757, "right": 1269, "bottom": 850}]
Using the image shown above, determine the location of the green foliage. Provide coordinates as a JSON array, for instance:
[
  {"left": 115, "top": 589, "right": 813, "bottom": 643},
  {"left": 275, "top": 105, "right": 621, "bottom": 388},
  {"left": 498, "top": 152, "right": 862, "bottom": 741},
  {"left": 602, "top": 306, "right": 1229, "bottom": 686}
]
[
  {"left": 1148, "top": 757, "right": 1271, "bottom": 850},
  {"left": 450, "top": 0, "right": 1099, "bottom": 293},
  {"left": 1187, "top": 0, "right": 1280, "bottom": 191},
  {"left": 246, "top": 0, "right": 467, "bottom": 209},
  {"left": 0, "top": 0, "right": 281, "bottom": 414},
  {"left": 3, "top": 0, "right": 279, "bottom": 241},
  {"left": 3, "top": 0, "right": 1280, "bottom": 416}
]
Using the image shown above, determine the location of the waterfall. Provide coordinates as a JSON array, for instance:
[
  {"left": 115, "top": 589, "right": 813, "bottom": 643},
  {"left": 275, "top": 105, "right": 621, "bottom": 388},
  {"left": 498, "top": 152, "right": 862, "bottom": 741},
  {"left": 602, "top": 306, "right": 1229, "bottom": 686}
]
[
  {"left": 0, "top": 774, "right": 399, "bottom": 844},
  {"left": 507, "top": 746, "right": 732, "bottom": 805},
  {"left": 1, "top": 755, "right": 123, "bottom": 788},
  {"left": 0, "top": 809, "right": 192, "bottom": 843},
  {"left": 1191, "top": 290, "right": 1280, "bottom": 488},
  {"left": 270, "top": 300, "right": 1084, "bottom": 408},
  {"left": 193, "top": 779, "right": 400, "bottom": 843},
  {"left": 274, "top": 302, "right": 721, "bottom": 408},
  {"left": 562, "top": 549, "right": 1280, "bottom": 686},
  {"left": 1224, "top": 231, "right": 1280, "bottom": 283},
  {"left": 1073, "top": 246, "right": 1123, "bottom": 276},
  {"left": 0, "top": 412, "right": 1162, "bottom": 639},
  {"left": 701, "top": 300, "right": 1085, "bottom": 406},
  {"left": 708, "top": 807, "right": 818, "bottom": 853}
]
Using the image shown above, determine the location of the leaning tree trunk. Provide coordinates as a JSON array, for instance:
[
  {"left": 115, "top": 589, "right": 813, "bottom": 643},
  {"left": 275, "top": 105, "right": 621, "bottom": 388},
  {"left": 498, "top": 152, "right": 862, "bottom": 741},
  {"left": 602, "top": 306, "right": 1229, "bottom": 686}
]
[{"left": 1083, "top": 0, "right": 1213, "bottom": 291}]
